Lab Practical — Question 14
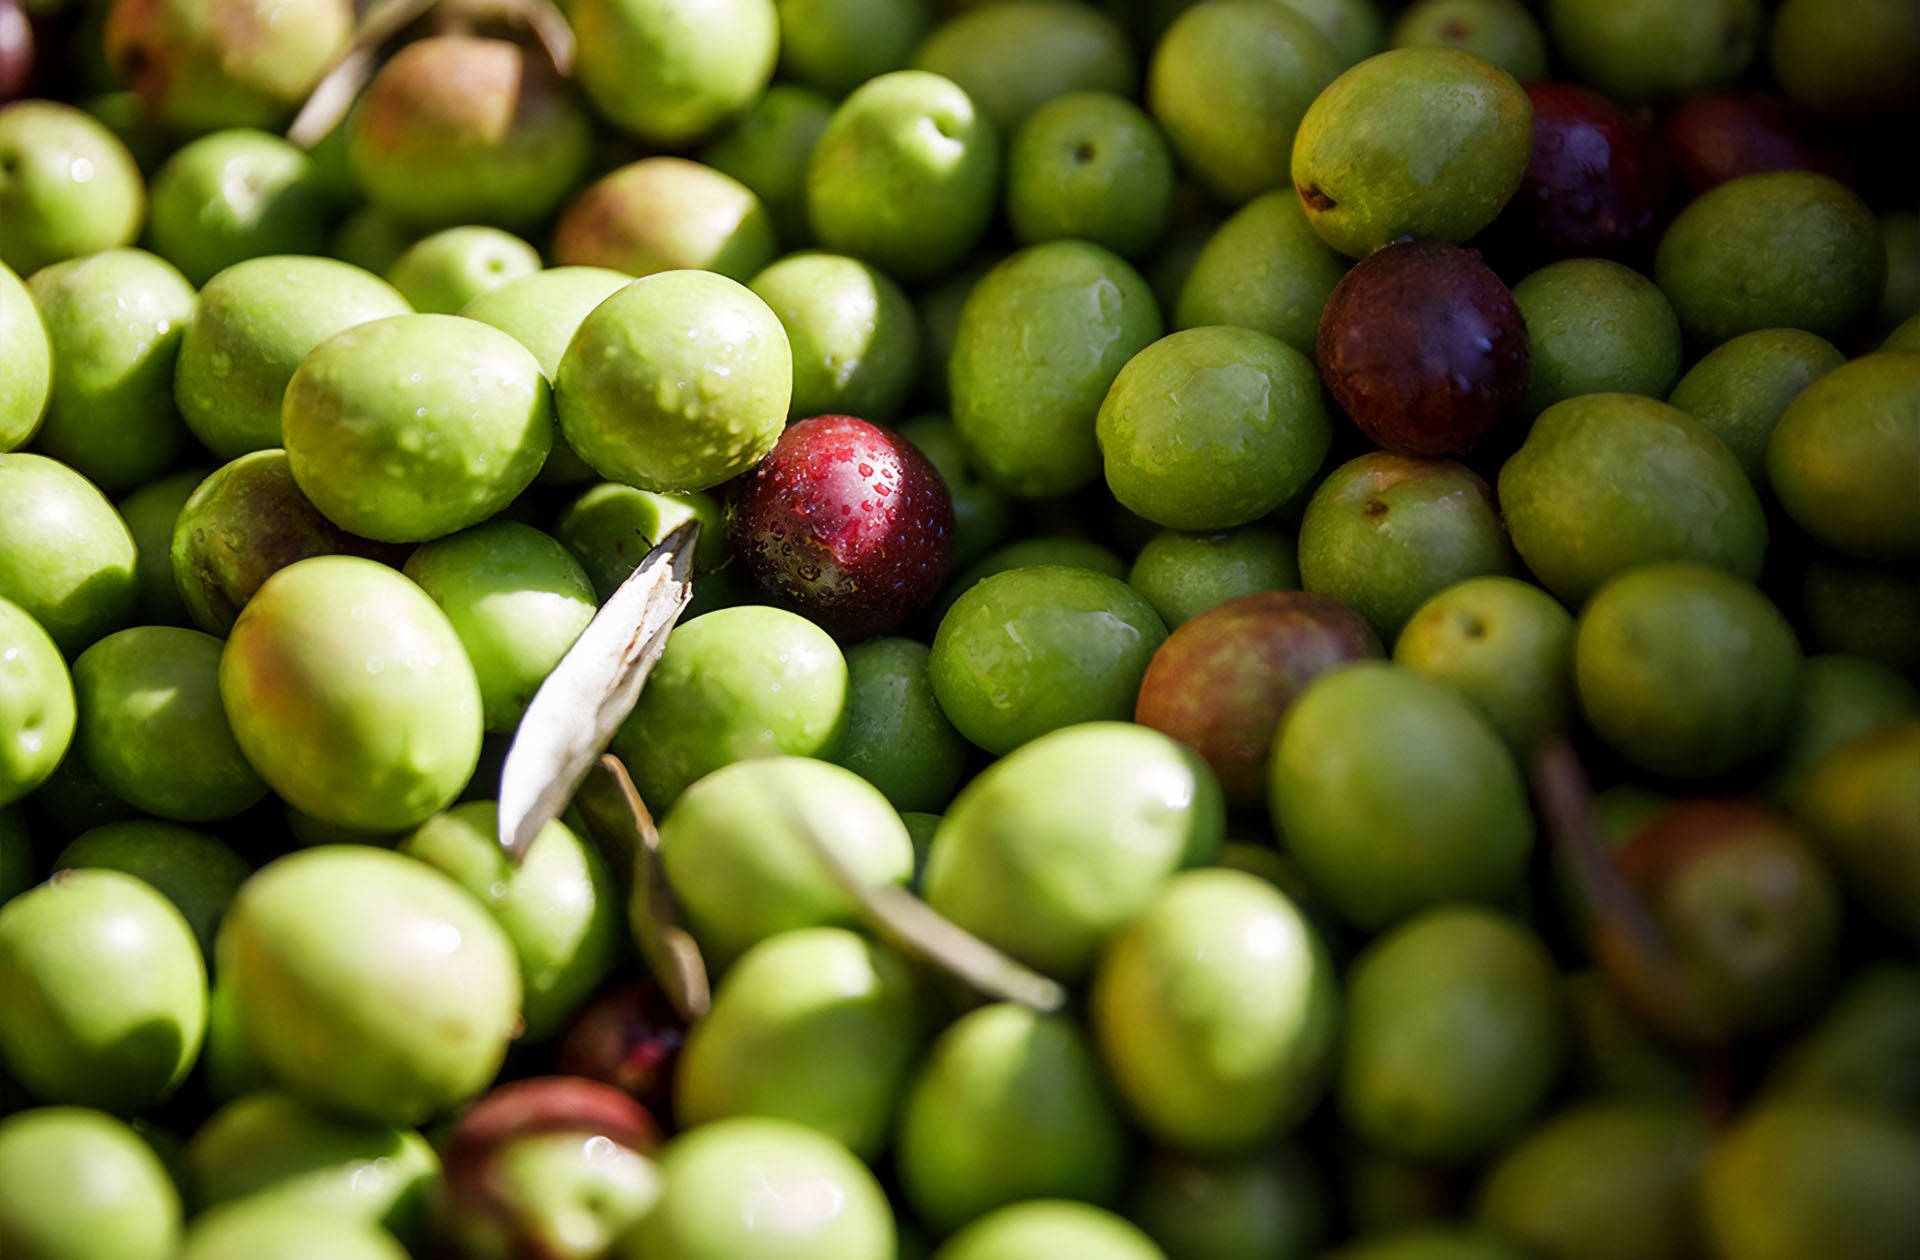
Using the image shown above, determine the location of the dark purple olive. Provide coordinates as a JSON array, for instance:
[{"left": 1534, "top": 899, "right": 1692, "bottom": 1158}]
[
  {"left": 1316, "top": 241, "right": 1530, "bottom": 456},
  {"left": 1509, "top": 82, "right": 1671, "bottom": 258},
  {"left": 554, "top": 981, "right": 686, "bottom": 1122},
  {"left": 1659, "top": 91, "right": 1853, "bottom": 197}
]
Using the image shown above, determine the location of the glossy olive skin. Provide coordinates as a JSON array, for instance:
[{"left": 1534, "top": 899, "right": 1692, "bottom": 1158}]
[
  {"left": 1393, "top": 575, "right": 1575, "bottom": 757},
  {"left": 1175, "top": 189, "right": 1346, "bottom": 359},
  {"left": 170, "top": 449, "right": 406, "bottom": 637},
  {"left": 1767, "top": 354, "right": 1920, "bottom": 563},
  {"left": 1147, "top": 0, "right": 1340, "bottom": 204},
  {"left": 555, "top": 270, "right": 793, "bottom": 495},
  {"left": 612, "top": 605, "right": 848, "bottom": 813},
  {"left": 1127, "top": 526, "right": 1301, "bottom": 630},
  {"left": 1655, "top": 171, "right": 1884, "bottom": 347},
  {"left": 1574, "top": 564, "right": 1802, "bottom": 780},
  {"left": 1093, "top": 869, "right": 1340, "bottom": 1155},
  {"left": 0, "top": 594, "right": 72, "bottom": 806},
  {"left": 1504, "top": 82, "right": 1669, "bottom": 259},
  {"left": 217, "top": 846, "right": 521, "bottom": 1126},
  {"left": 72, "top": 626, "right": 266, "bottom": 822},
  {"left": 1291, "top": 47, "right": 1533, "bottom": 257},
  {"left": 27, "top": 247, "right": 195, "bottom": 494},
  {"left": 0, "top": 256, "right": 51, "bottom": 452},
  {"left": 1297, "top": 454, "right": 1516, "bottom": 643},
  {"left": 1340, "top": 907, "right": 1564, "bottom": 1164},
  {"left": 1098, "top": 325, "right": 1330, "bottom": 531},
  {"left": 569, "top": 0, "right": 778, "bottom": 149},
  {"left": 1316, "top": 241, "right": 1529, "bottom": 456},
  {"left": 0, "top": 102, "right": 145, "bottom": 275},
  {"left": 674, "top": 927, "right": 926, "bottom": 1160},
  {"left": 399, "top": 801, "right": 622, "bottom": 1043},
  {"left": 1007, "top": 91, "right": 1174, "bottom": 257},
  {"left": 656, "top": 756, "right": 913, "bottom": 967},
  {"left": 924, "top": 721, "right": 1223, "bottom": 979},
  {"left": 930, "top": 566, "right": 1168, "bottom": 755},
  {"left": 806, "top": 70, "right": 1000, "bottom": 281},
  {"left": 1601, "top": 800, "right": 1840, "bottom": 1045},
  {"left": 0, "top": 1107, "right": 182, "bottom": 1260},
  {"left": 174, "top": 256, "right": 410, "bottom": 461},
  {"left": 726, "top": 414, "right": 955, "bottom": 637},
  {"left": 1499, "top": 394, "right": 1766, "bottom": 606},
  {"left": 833, "top": 637, "right": 969, "bottom": 814},
  {"left": 346, "top": 35, "right": 592, "bottom": 232},
  {"left": 897, "top": 1002, "right": 1128, "bottom": 1231},
  {"left": 402, "top": 522, "right": 599, "bottom": 733},
  {"left": 748, "top": 253, "right": 919, "bottom": 421},
  {"left": 1270, "top": 662, "right": 1533, "bottom": 930},
  {"left": 184, "top": 1090, "right": 440, "bottom": 1241},
  {"left": 0, "top": 868, "right": 207, "bottom": 1114},
  {"left": 625, "top": 1117, "right": 894, "bottom": 1260},
  {"left": 218, "top": 556, "right": 483, "bottom": 832},
  {"left": 1667, "top": 328, "right": 1843, "bottom": 485},
  {"left": 1136, "top": 590, "right": 1380, "bottom": 807},
  {"left": 282, "top": 314, "right": 551, "bottom": 543},
  {"left": 146, "top": 131, "right": 329, "bottom": 287},
  {"left": 950, "top": 241, "right": 1162, "bottom": 500},
  {"left": 553, "top": 158, "right": 775, "bottom": 283},
  {"left": 0, "top": 453, "right": 139, "bottom": 656}
]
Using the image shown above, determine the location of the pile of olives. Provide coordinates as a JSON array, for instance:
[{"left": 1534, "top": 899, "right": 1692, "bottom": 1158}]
[{"left": 1, "top": 0, "right": 1918, "bottom": 1258}]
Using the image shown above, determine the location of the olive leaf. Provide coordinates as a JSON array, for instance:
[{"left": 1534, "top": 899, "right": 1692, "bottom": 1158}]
[{"left": 496, "top": 520, "right": 698, "bottom": 863}]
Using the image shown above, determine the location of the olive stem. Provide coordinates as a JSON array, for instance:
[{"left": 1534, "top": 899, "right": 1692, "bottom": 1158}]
[
  {"left": 288, "top": 0, "right": 438, "bottom": 147},
  {"left": 287, "top": 0, "right": 575, "bottom": 149},
  {"left": 758, "top": 767, "right": 1070, "bottom": 1014},
  {"left": 1532, "top": 738, "right": 1705, "bottom": 1039},
  {"left": 576, "top": 754, "right": 712, "bottom": 1024}
]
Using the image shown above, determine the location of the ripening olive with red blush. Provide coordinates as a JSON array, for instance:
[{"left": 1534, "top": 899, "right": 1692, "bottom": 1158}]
[
  {"left": 1316, "top": 241, "right": 1531, "bottom": 456},
  {"left": 726, "top": 414, "right": 956, "bottom": 638},
  {"left": 0, "top": 0, "right": 31, "bottom": 102}
]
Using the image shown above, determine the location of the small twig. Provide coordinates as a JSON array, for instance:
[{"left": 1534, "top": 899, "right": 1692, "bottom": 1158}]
[
  {"left": 760, "top": 767, "right": 1069, "bottom": 1014},
  {"left": 577, "top": 755, "right": 711, "bottom": 1023},
  {"left": 288, "top": 0, "right": 576, "bottom": 147},
  {"left": 1533, "top": 738, "right": 1706, "bottom": 1041},
  {"left": 509, "top": 0, "right": 575, "bottom": 73},
  {"left": 287, "top": 46, "right": 382, "bottom": 148}
]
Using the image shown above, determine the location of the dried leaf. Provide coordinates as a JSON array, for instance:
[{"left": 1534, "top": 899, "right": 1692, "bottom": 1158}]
[
  {"left": 496, "top": 521, "right": 698, "bottom": 863},
  {"left": 575, "top": 756, "right": 710, "bottom": 1023}
]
